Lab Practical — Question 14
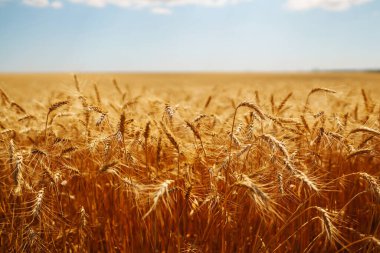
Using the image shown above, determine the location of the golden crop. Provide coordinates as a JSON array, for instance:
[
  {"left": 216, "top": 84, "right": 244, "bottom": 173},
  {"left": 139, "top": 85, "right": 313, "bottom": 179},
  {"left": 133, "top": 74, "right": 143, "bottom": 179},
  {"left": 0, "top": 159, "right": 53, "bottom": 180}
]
[{"left": 0, "top": 73, "right": 380, "bottom": 252}]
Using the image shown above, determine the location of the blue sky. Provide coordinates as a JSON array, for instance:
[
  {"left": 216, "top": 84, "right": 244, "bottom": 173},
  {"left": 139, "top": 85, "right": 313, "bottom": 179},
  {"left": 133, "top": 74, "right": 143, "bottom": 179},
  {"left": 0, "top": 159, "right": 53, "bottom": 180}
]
[{"left": 0, "top": 0, "right": 379, "bottom": 72}]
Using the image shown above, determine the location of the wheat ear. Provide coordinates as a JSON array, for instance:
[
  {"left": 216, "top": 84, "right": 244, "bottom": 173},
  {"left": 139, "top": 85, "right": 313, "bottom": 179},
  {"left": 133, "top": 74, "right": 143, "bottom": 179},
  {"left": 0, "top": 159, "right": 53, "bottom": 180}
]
[
  {"left": 185, "top": 120, "right": 206, "bottom": 157},
  {"left": 45, "top": 101, "right": 69, "bottom": 143},
  {"left": 304, "top": 88, "right": 336, "bottom": 113}
]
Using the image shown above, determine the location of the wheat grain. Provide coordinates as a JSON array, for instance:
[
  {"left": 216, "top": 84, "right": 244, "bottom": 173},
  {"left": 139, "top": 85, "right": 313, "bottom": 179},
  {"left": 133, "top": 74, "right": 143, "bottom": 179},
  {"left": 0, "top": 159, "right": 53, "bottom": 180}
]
[
  {"left": 261, "top": 134, "right": 290, "bottom": 160},
  {"left": 32, "top": 188, "right": 45, "bottom": 218},
  {"left": 347, "top": 149, "right": 371, "bottom": 159},
  {"left": 0, "top": 88, "right": 10, "bottom": 105},
  {"left": 237, "top": 102, "right": 266, "bottom": 120},
  {"left": 143, "top": 180, "right": 174, "bottom": 219},
  {"left": 359, "top": 172, "right": 380, "bottom": 203},
  {"left": 185, "top": 120, "right": 206, "bottom": 156},
  {"left": 10, "top": 102, "right": 26, "bottom": 114},
  {"left": 49, "top": 100, "right": 69, "bottom": 113},
  {"left": 113, "top": 79, "right": 123, "bottom": 95},
  {"left": 13, "top": 152, "right": 23, "bottom": 195},
  {"left": 304, "top": 88, "right": 336, "bottom": 113},
  {"left": 94, "top": 83, "right": 101, "bottom": 104},
  {"left": 18, "top": 115, "right": 36, "bottom": 122},
  {"left": 161, "top": 122, "right": 179, "bottom": 152},
  {"left": 350, "top": 126, "right": 380, "bottom": 137},
  {"left": 277, "top": 92, "right": 292, "bottom": 113},
  {"left": 79, "top": 206, "right": 88, "bottom": 227},
  {"left": 300, "top": 115, "right": 310, "bottom": 133},
  {"left": 316, "top": 207, "right": 335, "bottom": 242},
  {"left": 116, "top": 112, "right": 126, "bottom": 142},
  {"left": 204, "top": 96, "right": 212, "bottom": 109}
]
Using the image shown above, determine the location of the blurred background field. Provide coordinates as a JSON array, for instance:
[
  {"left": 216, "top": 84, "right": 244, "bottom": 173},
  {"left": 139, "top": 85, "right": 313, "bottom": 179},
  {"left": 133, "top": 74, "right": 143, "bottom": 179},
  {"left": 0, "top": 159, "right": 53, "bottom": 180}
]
[{"left": 1, "top": 72, "right": 380, "bottom": 101}]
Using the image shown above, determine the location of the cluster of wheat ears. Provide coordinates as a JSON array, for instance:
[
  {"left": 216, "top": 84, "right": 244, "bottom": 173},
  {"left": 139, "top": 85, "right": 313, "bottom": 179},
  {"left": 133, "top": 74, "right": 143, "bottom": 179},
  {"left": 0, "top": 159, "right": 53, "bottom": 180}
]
[{"left": 0, "top": 77, "right": 380, "bottom": 252}]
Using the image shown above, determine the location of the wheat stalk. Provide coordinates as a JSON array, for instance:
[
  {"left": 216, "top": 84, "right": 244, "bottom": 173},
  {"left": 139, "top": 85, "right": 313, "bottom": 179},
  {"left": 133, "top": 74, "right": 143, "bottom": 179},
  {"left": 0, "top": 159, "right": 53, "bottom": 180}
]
[
  {"left": 32, "top": 188, "right": 45, "bottom": 219},
  {"left": 316, "top": 207, "right": 336, "bottom": 242},
  {"left": 350, "top": 126, "right": 380, "bottom": 137},
  {"left": 144, "top": 121, "right": 151, "bottom": 172},
  {"left": 277, "top": 92, "right": 292, "bottom": 114},
  {"left": 204, "top": 96, "right": 212, "bottom": 109},
  {"left": 0, "top": 88, "right": 10, "bottom": 105},
  {"left": 185, "top": 120, "right": 207, "bottom": 157},
  {"left": 18, "top": 115, "right": 36, "bottom": 122},
  {"left": 156, "top": 135, "right": 162, "bottom": 169},
  {"left": 165, "top": 104, "right": 175, "bottom": 122},
  {"left": 347, "top": 149, "right": 371, "bottom": 159},
  {"left": 161, "top": 122, "right": 179, "bottom": 152},
  {"left": 113, "top": 79, "right": 123, "bottom": 96},
  {"left": 161, "top": 122, "right": 180, "bottom": 178},
  {"left": 238, "top": 102, "right": 266, "bottom": 120},
  {"left": 284, "top": 160, "right": 319, "bottom": 192},
  {"left": 94, "top": 83, "right": 101, "bottom": 104},
  {"left": 143, "top": 180, "right": 174, "bottom": 219},
  {"left": 74, "top": 74, "right": 80, "bottom": 92},
  {"left": 227, "top": 101, "right": 266, "bottom": 184},
  {"left": 261, "top": 134, "right": 290, "bottom": 160},
  {"left": 361, "top": 89, "right": 375, "bottom": 113},
  {"left": 300, "top": 115, "right": 310, "bottom": 134},
  {"left": 45, "top": 100, "right": 69, "bottom": 143},
  {"left": 10, "top": 102, "right": 26, "bottom": 114},
  {"left": 304, "top": 88, "right": 336, "bottom": 113},
  {"left": 359, "top": 172, "right": 380, "bottom": 203},
  {"left": 13, "top": 152, "right": 23, "bottom": 195},
  {"left": 79, "top": 206, "right": 88, "bottom": 228},
  {"left": 9, "top": 139, "right": 15, "bottom": 169},
  {"left": 233, "top": 174, "right": 269, "bottom": 205},
  {"left": 277, "top": 172, "right": 284, "bottom": 195}
]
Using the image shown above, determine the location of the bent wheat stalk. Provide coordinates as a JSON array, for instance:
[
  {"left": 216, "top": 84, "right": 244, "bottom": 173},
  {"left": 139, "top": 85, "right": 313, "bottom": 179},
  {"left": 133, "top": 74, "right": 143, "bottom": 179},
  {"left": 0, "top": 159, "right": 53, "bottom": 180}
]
[
  {"left": 349, "top": 126, "right": 380, "bottom": 137},
  {"left": 185, "top": 120, "right": 206, "bottom": 157},
  {"left": 304, "top": 88, "right": 336, "bottom": 113},
  {"left": 143, "top": 180, "right": 174, "bottom": 219},
  {"left": 45, "top": 101, "right": 69, "bottom": 144},
  {"left": 227, "top": 102, "right": 265, "bottom": 184}
]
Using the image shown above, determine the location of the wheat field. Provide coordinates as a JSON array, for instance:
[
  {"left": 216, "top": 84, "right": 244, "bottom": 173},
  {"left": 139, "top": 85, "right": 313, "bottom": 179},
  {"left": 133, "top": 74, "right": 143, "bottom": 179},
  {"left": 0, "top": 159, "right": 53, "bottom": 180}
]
[{"left": 1, "top": 73, "right": 380, "bottom": 252}]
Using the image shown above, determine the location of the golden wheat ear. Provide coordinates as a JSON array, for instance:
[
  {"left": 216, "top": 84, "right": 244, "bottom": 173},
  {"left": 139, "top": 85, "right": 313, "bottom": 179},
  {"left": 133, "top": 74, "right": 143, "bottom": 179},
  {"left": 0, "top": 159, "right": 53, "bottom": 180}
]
[
  {"left": 304, "top": 88, "right": 336, "bottom": 113},
  {"left": 44, "top": 100, "right": 69, "bottom": 143}
]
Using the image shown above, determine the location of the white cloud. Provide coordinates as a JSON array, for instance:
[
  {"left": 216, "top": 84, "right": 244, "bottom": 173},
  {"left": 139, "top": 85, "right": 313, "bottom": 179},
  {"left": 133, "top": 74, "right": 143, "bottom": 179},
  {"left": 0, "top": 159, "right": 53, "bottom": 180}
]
[
  {"left": 151, "top": 6, "right": 171, "bottom": 14},
  {"left": 68, "top": 0, "right": 247, "bottom": 9},
  {"left": 23, "top": 0, "right": 49, "bottom": 7},
  {"left": 286, "top": 0, "right": 372, "bottom": 11},
  {"left": 4, "top": 0, "right": 247, "bottom": 12},
  {"left": 6, "top": 0, "right": 373, "bottom": 11},
  {"left": 51, "top": 0, "right": 63, "bottom": 7},
  {"left": 23, "top": 0, "right": 63, "bottom": 8}
]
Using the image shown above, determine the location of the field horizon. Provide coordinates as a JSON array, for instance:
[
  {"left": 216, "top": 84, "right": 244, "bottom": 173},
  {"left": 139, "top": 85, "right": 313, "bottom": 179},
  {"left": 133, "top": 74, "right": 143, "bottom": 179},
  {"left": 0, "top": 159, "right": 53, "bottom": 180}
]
[{"left": 1, "top": 71, "right": 380, "bottom": 97}]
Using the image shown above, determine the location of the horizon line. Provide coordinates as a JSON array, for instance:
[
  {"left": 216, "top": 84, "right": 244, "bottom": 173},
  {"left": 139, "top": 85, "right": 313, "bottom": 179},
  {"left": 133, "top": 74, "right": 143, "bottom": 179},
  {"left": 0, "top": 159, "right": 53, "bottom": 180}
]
[{"left": 1, "top": 69, "right": 380, "bottom": 75}]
